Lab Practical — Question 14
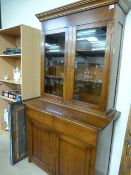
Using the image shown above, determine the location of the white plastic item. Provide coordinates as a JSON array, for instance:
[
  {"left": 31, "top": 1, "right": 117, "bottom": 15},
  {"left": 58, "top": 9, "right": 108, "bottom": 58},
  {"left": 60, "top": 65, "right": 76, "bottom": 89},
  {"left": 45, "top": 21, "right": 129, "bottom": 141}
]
[
  {"left": 4, "top": 108, "right": 9, "bottom": 131},
  {"left": 13, "top": 67, "right": 21, "bottom": 82}
]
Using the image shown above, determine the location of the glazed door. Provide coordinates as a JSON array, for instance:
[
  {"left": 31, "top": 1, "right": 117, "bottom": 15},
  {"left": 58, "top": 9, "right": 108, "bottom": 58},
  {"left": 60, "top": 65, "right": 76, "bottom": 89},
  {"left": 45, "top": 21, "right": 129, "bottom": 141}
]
[
  {"left": 28, "top": 120, "right": 53, "bottom": 174},
  {"left": 69, "top": 22, "right": 113, "bottom": 109},
  {"left": 42, "top": 28, "right": 68, "bottom": 100},
  {"left": 54, "top": 133, "right": 96, "bottom": 175}
]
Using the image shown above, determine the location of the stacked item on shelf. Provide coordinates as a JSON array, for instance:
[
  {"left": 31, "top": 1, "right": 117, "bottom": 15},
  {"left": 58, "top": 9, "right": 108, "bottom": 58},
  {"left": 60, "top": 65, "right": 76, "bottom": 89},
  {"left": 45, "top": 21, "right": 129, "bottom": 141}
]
[
  {"left": 3, "top": 48, "right": 21, "bottom": 55},
  {"left": 2, "top": 90, "right": 21, "bottom": 102}
]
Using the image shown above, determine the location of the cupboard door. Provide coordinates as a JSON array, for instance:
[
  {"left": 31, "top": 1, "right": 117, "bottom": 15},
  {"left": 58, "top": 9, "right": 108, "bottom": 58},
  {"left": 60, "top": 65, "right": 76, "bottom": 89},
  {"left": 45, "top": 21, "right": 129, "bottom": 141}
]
[
  {"left": 119, "top": 106, "right": 131, "bottom": 175},
  {"left": 42, "top": 28, "right": 68, "bottom": 99},
  {"left": 55, "top": 134, "right": 96, "bottom": 175},
  {"left": 29, "top": 120, "right": 53, "bottom": 174},
  {"left": 72, "top": 22, "right": 112, "bottom": 107}
]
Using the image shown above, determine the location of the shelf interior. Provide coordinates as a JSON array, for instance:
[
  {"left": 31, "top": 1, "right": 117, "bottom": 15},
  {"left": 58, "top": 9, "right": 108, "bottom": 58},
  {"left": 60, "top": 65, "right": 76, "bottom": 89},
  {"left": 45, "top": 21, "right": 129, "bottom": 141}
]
[
  {"left": 0, "top": 95, "right": 16, "bottom": 102},
  {"left": 0, "top": 56, "right": 21, "bottom": 81},
  {"left": 0, "top": 32, "right": 21, "bottom": 55}
]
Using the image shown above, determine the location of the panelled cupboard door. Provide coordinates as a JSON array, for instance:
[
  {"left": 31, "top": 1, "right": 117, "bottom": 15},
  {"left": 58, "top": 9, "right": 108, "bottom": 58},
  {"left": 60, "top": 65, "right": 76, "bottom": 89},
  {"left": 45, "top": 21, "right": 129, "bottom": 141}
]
[
  {"left": 41, "top": 28, "right": 69, "bottom": 100},
  {"left": 29, "top": 120, "right": 53, "bottom": 174},
  {"left": 55, "top": 133, "right": 96, "bottom": 175},
  {"left": 119, "top": 106, "right": 131, "bottom": 175}
]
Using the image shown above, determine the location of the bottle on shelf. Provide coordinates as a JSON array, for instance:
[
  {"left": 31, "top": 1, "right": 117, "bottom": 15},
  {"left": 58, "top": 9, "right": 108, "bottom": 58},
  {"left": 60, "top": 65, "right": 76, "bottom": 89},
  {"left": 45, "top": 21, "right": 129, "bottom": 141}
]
[
  {"left": 13, "top": 67, "right": 21, "bottom": 82},
  {"left": 4, "top": 108, "right": 9, "bottom": 131}
]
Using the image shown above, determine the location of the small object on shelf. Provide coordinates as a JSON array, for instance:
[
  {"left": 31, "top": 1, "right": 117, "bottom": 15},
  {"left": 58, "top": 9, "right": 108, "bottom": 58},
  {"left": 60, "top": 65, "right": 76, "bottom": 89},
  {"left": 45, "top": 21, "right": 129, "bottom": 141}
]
[
  {"left": 4, "top": 108, "right": 9, "bottom": 131},
  {"left": 56, "top": 65, "right": 64, "bottom": 77},
  {"left": 2, "top": 91, "right": 9, "bottom": 97},
  {"left": 2, "top": 90, "right": 21, "bottom": 102},
  {"left": 3, "top": 75, "right": 9, "bottom": 80},
  {"left": 13, "top": 67, "right": 21, "bottom": 82},
  {"left": 3, "top": 48, "right": 21, "bottom": 55}
]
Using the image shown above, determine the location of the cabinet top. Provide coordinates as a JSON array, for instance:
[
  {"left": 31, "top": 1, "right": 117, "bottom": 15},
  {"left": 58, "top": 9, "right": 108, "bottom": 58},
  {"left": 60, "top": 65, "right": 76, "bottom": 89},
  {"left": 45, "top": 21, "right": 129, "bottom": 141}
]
[
  {"left": 0, "top": 24, "right": 40, "bottom": 37},
  {"left": 24, "top": 97, "right": 120, "bottom": 130},
  {"left": 36, "top": 0, "right": 129, "bottom": 22}
]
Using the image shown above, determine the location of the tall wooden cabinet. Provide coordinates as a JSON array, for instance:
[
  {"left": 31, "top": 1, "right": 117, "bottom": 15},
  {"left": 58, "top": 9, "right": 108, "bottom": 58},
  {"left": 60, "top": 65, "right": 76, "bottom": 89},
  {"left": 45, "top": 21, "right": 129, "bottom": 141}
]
[
  {"left": 24, "top": 0, "right": 129, "bottom": 175},
  {"left": 0, "top": 25, "right": 41, "bottom": 131}
]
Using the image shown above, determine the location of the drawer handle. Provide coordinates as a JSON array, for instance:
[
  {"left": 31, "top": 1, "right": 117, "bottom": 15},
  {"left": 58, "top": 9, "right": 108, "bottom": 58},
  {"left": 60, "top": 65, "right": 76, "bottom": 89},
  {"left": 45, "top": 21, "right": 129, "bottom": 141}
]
[{"left": 46, "top": 108, "right": 63, "bottom": 116}]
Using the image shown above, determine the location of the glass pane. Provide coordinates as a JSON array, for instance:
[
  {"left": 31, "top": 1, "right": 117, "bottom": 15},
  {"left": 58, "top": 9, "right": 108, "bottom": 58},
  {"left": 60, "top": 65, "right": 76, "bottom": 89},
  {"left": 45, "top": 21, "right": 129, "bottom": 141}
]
[
  {"left": 44, "top": 32, "right": 65, "bottom": 97},
  {"left": 73, "top": 26, "right": 107, "bottom": 104}
]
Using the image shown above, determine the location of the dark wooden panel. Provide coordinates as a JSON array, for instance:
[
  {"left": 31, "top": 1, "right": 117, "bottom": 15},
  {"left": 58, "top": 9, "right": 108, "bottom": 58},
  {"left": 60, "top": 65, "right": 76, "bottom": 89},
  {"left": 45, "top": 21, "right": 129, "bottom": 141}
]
[
  {"left": 107, "top": 5, "right": 126, "bottom": 111},
  {"left": 42, "top": 5, "right": 114, "bottom": 31},
  {"left": 55, "top": 134, "right": 95, "bottom": 175},
  {"left": 9, "top": 102, "right": 27, "bottom": 165},
  {"left": 36, "top": 0, "right": 129, "bottom": 21},
  {"left": 95, "top": 122, "right": 114, "bottom": 175},
  {"left": 29, "top": 120, "right": 53, "bottom": 174},
  {"left": 32, "top": 124, "right": 50, "bottom": 164}
]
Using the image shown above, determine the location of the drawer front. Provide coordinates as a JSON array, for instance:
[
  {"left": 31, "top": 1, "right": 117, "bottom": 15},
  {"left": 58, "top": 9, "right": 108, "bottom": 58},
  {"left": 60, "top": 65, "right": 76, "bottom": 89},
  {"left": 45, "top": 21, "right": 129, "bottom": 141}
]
[
  {"left": 25, "top": 107, "right": 54, "bottom": 128},
  {"left": 54, "top": 116, "right": 97, "bottom": 146},
  {"left": 25, "top": 106, "right": 97, "bottom": 146}
]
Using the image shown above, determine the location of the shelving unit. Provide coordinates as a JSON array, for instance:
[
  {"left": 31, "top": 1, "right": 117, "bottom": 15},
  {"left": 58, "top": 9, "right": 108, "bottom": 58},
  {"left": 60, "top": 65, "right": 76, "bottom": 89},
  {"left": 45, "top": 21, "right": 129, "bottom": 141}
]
[{"left": 0, "top": 25, "right": 41, "bottom": 131}]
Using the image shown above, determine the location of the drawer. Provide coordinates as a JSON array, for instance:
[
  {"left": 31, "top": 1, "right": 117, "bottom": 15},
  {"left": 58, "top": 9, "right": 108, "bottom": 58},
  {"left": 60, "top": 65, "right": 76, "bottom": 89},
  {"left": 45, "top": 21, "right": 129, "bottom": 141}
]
[{"left": 25, "top": 107, "right": 54, "bottom": 128}]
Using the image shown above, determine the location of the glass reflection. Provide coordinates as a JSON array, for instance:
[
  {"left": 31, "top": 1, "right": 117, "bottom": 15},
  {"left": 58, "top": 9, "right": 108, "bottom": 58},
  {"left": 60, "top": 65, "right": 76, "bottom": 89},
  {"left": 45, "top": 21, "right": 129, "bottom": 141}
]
[
  {"left": 44, "top": 32, "right": 65, "bottom": 97},
  {"left": 74, "top": 26, "right": 107, "bottom": 104}
]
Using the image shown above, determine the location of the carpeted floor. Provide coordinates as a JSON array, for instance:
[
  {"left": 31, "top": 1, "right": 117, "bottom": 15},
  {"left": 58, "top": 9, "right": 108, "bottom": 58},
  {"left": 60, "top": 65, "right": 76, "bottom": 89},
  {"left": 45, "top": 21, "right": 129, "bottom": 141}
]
[{"left": 0, "top": 132, "right": 47, "bottom": 175}]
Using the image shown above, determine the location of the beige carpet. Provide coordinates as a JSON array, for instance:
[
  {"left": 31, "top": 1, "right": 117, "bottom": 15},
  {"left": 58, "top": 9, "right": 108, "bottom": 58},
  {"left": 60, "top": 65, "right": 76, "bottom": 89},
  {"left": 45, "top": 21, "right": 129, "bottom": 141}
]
[{"left": 0, "top": 132, "right": 47, "bottom": 175}]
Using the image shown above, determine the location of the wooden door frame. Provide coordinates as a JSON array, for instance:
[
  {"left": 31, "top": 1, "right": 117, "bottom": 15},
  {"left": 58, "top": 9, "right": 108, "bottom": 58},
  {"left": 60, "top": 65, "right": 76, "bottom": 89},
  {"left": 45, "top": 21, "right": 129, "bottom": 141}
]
[
  {"left": 41, "top": 27, "right": 69, "bottom": 102},
  {"left": 67, "top": 21, "right": 113, "bottom": 111}
]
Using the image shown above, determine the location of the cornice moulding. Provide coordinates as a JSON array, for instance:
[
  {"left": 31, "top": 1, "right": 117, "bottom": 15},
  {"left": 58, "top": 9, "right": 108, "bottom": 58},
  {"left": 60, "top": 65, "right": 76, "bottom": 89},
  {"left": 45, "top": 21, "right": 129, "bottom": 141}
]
[{"left": 36, "top": 0, "right": 129, "bottom": 22}]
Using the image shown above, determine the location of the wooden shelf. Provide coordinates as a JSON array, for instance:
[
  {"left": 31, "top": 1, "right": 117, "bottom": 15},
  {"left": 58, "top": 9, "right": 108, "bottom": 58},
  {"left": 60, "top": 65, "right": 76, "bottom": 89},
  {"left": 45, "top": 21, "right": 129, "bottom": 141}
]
[
  {"left": 0, "top": 79, "right": 21, "bottom": 85},
  {"left": 0, "top": 54, "right": 21, "bottom": 58},
  {"left": 0, "top": 25, "right": 21, "bottom": 37},
  {"left": 0, "top": 95, "right": 16, "bottom": 102},
  {"left": 75, "top": 78, "right": 102, "bottom": 83},
  {"left": 46, "top": 75, "right": 64, "bottom": 79}
]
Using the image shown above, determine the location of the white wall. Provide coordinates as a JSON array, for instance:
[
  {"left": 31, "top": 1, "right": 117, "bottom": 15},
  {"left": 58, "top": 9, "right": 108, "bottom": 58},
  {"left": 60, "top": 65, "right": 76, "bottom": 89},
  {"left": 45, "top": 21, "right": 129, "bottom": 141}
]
[
  {"left": 1, "top": 0, "right": 78, "bottom": 29},
  {"left": 1, "top": 1, "right": 131, "bottom": 175}
]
